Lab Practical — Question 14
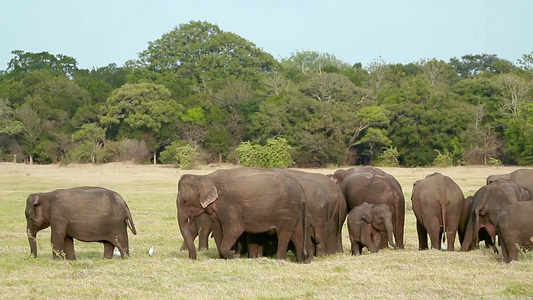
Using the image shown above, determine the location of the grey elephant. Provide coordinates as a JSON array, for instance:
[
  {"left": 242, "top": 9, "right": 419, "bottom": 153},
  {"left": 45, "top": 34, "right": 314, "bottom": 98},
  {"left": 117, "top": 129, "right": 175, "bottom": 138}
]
[
  {"left": 277, "top": 169, "right": 346, "bottom": 256},
  {"left": 461, "top": 181, "right": 529, "bottom": 252},
  {"left": 177, "top": 167, "right": 310, "bottom": 262},
  {"left": 486, "top": 169, "right": 533, "bottom": 195},
  {"left": 25, "top": 187, "right": 137, "bottom": 260},
  {"left": 330, "top": 166, "right": 405, "bottom": 249},
  {"left": 347, "top": 202, "right": 397, "bottom": 255},
  {"left": 411, "top": 173, "right": 465, "bottom": 251},
  {"left": 497, "top": 201, "right": 533, "bottom": 263}
]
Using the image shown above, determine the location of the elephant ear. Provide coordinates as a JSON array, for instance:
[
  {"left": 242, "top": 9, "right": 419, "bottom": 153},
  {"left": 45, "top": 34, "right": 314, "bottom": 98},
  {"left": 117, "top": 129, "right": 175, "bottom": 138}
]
[
  {"left": 362, "top": 210, "right": 373, "bottom": 223},
  {"left": 200, "top": 185, "right": 218, "bottom": 208},
  {"left": 327, "top": 174, "right": 339, "bottom": 184},
  {"left": 32, "top": 194, "right": 40, "bottom": 206}
]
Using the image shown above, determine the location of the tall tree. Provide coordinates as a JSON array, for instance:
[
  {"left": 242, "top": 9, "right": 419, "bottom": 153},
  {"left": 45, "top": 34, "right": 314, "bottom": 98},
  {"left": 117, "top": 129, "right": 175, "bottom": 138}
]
[
  {"left": 15, "top": 105, "right": 43, "bottom": 164},
  {"left": 132, "top": 21, "right": 278, "bottom": 88},
  {"left": 6, "top": 50, "right": 78, "bottom": 78},
  {"left": 449, "top": 54, "right": 514, "bottom": 78},
  {"left": 100, "top": 82, "right": 181, "bottom": 163}
]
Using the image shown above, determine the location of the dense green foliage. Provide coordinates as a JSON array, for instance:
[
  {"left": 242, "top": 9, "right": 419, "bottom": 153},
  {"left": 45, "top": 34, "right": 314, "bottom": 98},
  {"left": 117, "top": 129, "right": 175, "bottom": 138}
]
[
  {"left": 0, "top": 21, "right": 532, "bottom": 166},
  {"left": 236, "top": 138, "right": 294, "bottom": 168}
]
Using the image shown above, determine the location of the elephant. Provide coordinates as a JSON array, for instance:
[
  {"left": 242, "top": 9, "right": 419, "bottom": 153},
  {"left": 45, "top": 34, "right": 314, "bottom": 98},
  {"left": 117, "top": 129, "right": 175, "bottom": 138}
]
[
  {"left": 486, "top": 169, "right": 533, "bottom": 195},
  {"left": 179, "top": 213, "right": 212, "bottom": 251},
  {"left": 24, "top": 186, "right": 137, "bottom": 260},
  {"left": 276, "top": 169, "right": 346, "bottom": 256},
  {"left": 347, "top": 202, "right": 397, "bottom": 255},
  {"left": 411, "top": 172, "right": 465, "bottom": 251},
  {"left": 177, "top": 167, "right": 310, "bottom": 262},
  {"left": 497, "top": 201, "right": 533, "bottom": 263},
  {"left": 330, "top": 166, "right": 405, "bottom": 249},
  {"left": 461, "top": 180, "right": 529, "bottom": 252}
]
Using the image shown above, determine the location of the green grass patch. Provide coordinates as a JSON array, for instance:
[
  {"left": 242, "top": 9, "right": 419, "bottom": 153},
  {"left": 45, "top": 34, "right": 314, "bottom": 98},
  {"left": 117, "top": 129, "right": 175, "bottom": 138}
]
[{"left": 0, "top": 163, "right": 531, "bottom": 299}]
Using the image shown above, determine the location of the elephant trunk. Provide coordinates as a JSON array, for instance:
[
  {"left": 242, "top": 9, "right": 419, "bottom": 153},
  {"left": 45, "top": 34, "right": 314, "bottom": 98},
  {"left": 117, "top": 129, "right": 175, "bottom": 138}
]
[
  {"left": 385, "top": 219, "right": 397, "bottom": 248},
  {"left": 178, "top": 209, "right": 197, "bottom": 260},
  {"left": 27, "top": 222, "right": 37, "bottom": 257},
  {"left": 461, "top": 212, "right": 477, "bottom": 251}
]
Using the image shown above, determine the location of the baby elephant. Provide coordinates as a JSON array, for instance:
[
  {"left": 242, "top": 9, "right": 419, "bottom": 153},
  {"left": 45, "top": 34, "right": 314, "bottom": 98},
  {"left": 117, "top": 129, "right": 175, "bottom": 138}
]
[
  {"left": 25, "top": 186, "right": 137, "bottom": 260},
  {"left": 497, "top": 201, "right": 533, "bottom": 263},
  {"left": 348, "top": 202, "right": 397, "bottom": 255}
]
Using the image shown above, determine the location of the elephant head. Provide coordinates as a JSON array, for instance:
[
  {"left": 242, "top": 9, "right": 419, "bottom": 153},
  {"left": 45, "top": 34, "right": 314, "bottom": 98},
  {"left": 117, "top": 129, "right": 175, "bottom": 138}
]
[
  {"left": 366, "top": 204, "right": 397, "bottom": 249},
  {"left": 24, "top": 194, "right": 51, "bottom": 258},
  {"left": 486, "top": 174, "right": 510, "bottom": 185},
  {"left": 177, "top": 174, "right": 218, "bottom": 259}
]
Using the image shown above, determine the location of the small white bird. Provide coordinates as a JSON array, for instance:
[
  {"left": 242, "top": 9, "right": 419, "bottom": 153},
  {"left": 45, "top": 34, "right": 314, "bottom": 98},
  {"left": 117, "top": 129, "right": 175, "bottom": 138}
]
[
  {"left": 148, "top": 245, "right": 155, "bottom": 256},
  {"left": 113, "top": 249, "right": 121, "bottom": 256}
]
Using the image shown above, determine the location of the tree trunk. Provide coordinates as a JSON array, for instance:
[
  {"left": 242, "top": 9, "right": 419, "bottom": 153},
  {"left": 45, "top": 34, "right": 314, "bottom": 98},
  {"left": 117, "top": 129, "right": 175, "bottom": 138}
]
[
  {"left": 29, "top": 155, "right": 33, "bottom": 165},
  {"left": 153, "top": 152, "right": 157, "bottom": 165}
]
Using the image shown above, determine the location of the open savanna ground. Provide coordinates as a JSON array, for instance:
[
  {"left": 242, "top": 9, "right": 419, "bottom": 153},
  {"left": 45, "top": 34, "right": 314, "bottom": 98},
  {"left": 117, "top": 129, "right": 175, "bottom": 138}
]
[{"left": 0, "top": 163, "right": 532, "bottom": 299}]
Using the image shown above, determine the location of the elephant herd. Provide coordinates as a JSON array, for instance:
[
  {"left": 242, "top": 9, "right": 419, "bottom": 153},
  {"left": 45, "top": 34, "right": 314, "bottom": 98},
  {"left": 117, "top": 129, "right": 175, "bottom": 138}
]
[{"left": 24, "top": 167, "right": 533, "bottom": 264}]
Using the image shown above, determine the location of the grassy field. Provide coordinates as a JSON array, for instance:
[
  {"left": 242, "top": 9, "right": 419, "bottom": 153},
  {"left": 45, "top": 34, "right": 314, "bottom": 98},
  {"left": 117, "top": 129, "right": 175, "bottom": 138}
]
[{"left": 0, "top": 163, "right": 532, "bottom": 299}]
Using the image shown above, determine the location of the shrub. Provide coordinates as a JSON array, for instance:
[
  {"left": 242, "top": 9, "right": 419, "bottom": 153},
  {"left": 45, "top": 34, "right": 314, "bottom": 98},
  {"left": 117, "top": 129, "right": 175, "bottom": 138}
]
[
  {"left": 488, "top": 157, "right": 502, "bottom": 166},
  {"left": 432, "top": 150, "right": 453, "bottom": 167},
  {"left": 375, "top": 146, "right": 400, "bottom": 167},
  {"left": 175, "top": 144, "right": 199, "bottom": 169},
  {"left": 236, "top": 138, "right": 293, "bottom": 168},
  {"left": 121, "top": 139, "right": 150, "bottom": 163},
  {"left": 160, "top": 141, "right": 199, "bottom": 169}
]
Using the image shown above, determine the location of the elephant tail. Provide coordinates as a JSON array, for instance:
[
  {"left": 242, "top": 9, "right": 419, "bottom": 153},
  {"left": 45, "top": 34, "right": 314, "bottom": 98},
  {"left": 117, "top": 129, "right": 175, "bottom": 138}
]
[
  {"left": 126, "top": 218, "right": 137, "bottom": 235},
  {"left": 439, "top": 196, "right": 447, "bottom": 248},
  {"left": 302, "top": 201, "right": 310, "bottom": 262},
  {"left": 125, "top": 208, "right": 137, "bottom": 235}
]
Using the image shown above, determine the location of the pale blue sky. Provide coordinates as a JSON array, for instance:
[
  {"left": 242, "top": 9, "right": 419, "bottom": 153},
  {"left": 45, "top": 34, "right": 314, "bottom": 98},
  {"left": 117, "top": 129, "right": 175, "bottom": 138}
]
[{"left": 1, "top": 0, "right": 532, "bottom": 70}]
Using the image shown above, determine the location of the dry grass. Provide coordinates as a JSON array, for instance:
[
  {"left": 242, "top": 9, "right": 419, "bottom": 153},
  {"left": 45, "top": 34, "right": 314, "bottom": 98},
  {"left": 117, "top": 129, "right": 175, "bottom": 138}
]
[{"left": 0, "top": 163, "right": 531, "bottom": 299}]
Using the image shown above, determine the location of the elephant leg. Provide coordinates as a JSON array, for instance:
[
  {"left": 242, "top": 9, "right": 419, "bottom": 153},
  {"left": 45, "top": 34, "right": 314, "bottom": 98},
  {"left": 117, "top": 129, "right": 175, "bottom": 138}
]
[
  {"left": 350, "top": 241, "right": 357, "bottom": 255},
  {"left": 210, "top": 219, "right": 224, "bottom": 258},
  {"left": 416, "top": 221, "right": 429, "bottom": 250},
  {"left": 198, "top": 228, "right": 210, "bottom": 251},
  {"left": 51, "top": 226, "right": 67, "bottom": 259},
  {"left": 394, "top": 207, "right": 405, "bottom": 249},
  {"left": 276, "top": 230, "right": 293, "bottom": 261},
  {"left": 445, "top": 223, "right": 459, "bottom": 252},
  {"left": 219, "top": 229, "right": 243, "bottom": 259},
  {"left": 120, "top": 234, "right": 130, "bottom": 258},
  {"left": 103, "top": 242, "right": 114, "bottom": 259},
  {"left": 312, "top": 221, "right": 327, "bottom": 257},
  {"left": 507, "top": 239, "right": 519, "bottom": 262},
  {"left": 112, "top": 232, "right": 130, "bottom": 258},
  {"left": 501, "top": 238, "right": 509, "bottom": 263},
  {"left": 428, "top": 227, "right": 441, "bottom": 250},
  {"left": 247, "top": 233, "right": 263, "bottom": 258},
  {"left": 64, "top": 236, "right": 76, "bottom": 260}
]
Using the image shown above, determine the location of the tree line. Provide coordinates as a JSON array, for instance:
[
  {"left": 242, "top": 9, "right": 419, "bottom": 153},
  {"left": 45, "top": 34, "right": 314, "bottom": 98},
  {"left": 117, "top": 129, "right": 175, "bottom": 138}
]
[{"left": 0, "top": 21, "right": 532, "bottom": 167}]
